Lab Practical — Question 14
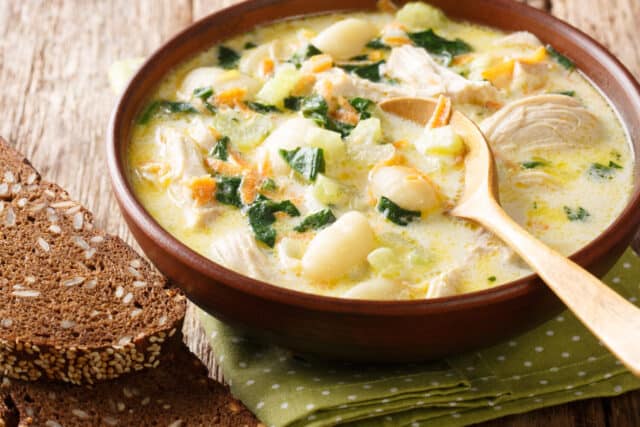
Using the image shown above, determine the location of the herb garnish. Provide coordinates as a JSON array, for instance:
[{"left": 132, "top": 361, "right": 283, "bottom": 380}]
[
  {"left": 366, "top": 38, "right": 390, "bottom": 50},
  {"left": 555, "top": 90, "right": 576, "bottom": 97},
  {"left": 377, "top": 196, "right": 421, "bottom": 226},
  {"left": 564, "top": 206, "right": 590, "bottom": 222},
  {"left": 137, "top": 100, "right": 198, "bottom": 124},
  {"left": 247, "top": 196, "right": 300, "bottom": 247},
  {"left": 215, "top": 176, "right": 243, "bottom": 207},
  {"left": 488, "top": 276, "right": 497, "bottom": 282},
  {"left": 279, "top": 147, "right": 325, "bottom": 181},
  {"left": 294, "top": 209, "right": 337, "bottom": 232},
  {"left": 218, "top": 45, "right": 240, "bottom": 69},
  {"left": 349, "top": 97, "right": 375, "bottom": 120},
  {"left": 545, "top": 45, "right": 575, "bottom": 70},
  {"left": 408, "top": 29, "right": 472, "bottom": 65},
  {"left": 283, "top": 96, "right": 304, "bottom": 111},
  {"left": 521, "top": 159, "right": 548, "bottom": 169},
  {"left": 193, "top": 86, "right": 217, "bottom": 113},
  {"left": 588, "top": 161, "right": 622, "bottom": 180},
  {"left": 210, "top": 136, "right": 230, "bottom": 161},
  {"left": 244, "top": 41, "right": 257, "bottom": 49},
  {"left": 339, "top": 60, "right": 384, "bottom": 82},
  {"left": 289, "top": 44, "right": 322, "bottom": 68},
  {"left": 245, "top": 101, "right": 281, "bottom": 114}
]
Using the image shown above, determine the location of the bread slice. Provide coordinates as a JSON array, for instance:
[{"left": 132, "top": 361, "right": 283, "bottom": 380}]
[
  {"left": 1, "top": 345, "right": 261, "bottom": 427},
  {"left": 0, "top": 138, "right": 187, "bottom": 385}
]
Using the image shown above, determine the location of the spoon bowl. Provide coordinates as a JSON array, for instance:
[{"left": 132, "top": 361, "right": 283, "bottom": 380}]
[{"left": 380, "top": 97, "right": 640, "bottom": 376}]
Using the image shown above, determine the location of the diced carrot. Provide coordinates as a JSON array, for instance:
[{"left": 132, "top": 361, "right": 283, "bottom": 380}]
[
  {"left": 188, "top": 176, "right": 217, "bottom": 206},
  {"left": 485, "top": 100, "right": 504, "bottom": 110},
  {"left": 260, "top": 58, "right": 275, "bottom": 76},
  {"left": 302, "top": 54, "right": 334, "bottom": 73},
  {"left": 205, "top": 158, "right": 243, "bottom": 176},
  {"left": 208, "top": 126, "right": 221, "bottom": 140},
  {"left": 519, "top": 46, "right": 547, "bottom": 65},
  {"left": 214, "top": 87, "right": 247, "bottom": 108},
  {"left": 382, "top": 35, "right": 411, "bottom": 46},
  {"left": 240, "top": 169, "right": 259, "bottom": 205},
  {"left": 368, "top": 50, "right": 384, "bottom": 61},
  {"left": 451, "top": 53, "right": 475, "bottom": 66},
  {"left": 333, "top": 96, "right": 360, "bottom": 125},
  {"left": 392, "top": 140, "right": 409, "bottom": 149},
  {"left": 426, "top": 95, "right": 452, "bottom": 129},
  {"left": 291, "top": 74, "right": 316, "bottom": 96},
  {"left": 481, "top": 59, "right": 515, "bottom": 85}
]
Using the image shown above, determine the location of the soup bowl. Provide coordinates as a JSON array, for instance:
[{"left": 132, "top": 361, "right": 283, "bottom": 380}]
[{"left": 107, "top": 0, "right": 640, "bottom": 362}]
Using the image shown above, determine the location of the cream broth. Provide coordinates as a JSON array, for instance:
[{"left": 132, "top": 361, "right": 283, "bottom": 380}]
[{"left": 127, "top": 2, "right": 633, "bottom": 299}]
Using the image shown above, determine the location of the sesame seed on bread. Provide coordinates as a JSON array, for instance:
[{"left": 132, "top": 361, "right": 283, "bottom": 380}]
[
  {"left": 1, "top": 345, "right": 262, "bottom": 427},
  {"left": 0, "top": 138, "right": 187, "bottom": 385}
]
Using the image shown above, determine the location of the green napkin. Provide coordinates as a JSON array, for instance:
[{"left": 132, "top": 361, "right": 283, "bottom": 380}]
[{"left": 198, "top": 248, "right": 640, "bottom": 426}]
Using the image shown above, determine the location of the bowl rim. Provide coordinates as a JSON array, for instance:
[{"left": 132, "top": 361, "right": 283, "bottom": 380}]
[{"left": 107, "top": 0, "right": 640, "bottom": 316}]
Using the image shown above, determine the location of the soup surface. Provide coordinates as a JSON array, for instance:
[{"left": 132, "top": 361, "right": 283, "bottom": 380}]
[{"left": 127, "top": 2, "right": 633, "bottom": 300}]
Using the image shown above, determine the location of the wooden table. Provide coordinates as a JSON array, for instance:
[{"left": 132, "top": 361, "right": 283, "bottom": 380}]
[{"left": 1, "top": 0, "right": 638, "bottom": 425}]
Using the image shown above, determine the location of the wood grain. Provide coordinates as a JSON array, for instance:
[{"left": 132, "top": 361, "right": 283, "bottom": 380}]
[{"left": 0, "top": 0, "right": 639, "bottom": 425}]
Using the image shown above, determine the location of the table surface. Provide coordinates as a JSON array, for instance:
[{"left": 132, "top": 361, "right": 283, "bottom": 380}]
[{"left": 1, "top": 0, "right": 639, "bottom": 425}]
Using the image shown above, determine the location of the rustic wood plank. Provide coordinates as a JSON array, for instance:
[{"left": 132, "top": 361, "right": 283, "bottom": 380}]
[
  {"left": 0, "top": 0, "right": 192, "bottom": 243},
  {"left": 552, "top": 0, "right": 640, "bottom": 80},
  {"left": 193, "top": 0, "right": 243, "bottom": 20}
]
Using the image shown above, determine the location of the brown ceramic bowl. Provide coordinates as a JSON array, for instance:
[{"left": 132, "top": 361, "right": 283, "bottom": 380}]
[{"left": 107, "top": 0, "right": 640, "bottom": 362}]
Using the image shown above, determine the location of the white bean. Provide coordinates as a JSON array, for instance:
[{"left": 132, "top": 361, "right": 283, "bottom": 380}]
[
  {"left": 369, "top": 166, "right": 441, "bottom": 212},
  {"left": 343, "top": 278, "right": 405, "bottom": 300},
  {"left": 302, "top": 211, "right": 376, "bottom": 281},
  {"left": 312, "top": 18, "right": 378, "bottom": 60}
]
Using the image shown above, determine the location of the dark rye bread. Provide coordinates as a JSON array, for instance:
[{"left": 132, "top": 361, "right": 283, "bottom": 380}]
[
  {"left": 0, "top": 345, "right": 262, "bottom": 427},
  {"left": 0, "top": 138, "right": 187, "bottom": 385}
]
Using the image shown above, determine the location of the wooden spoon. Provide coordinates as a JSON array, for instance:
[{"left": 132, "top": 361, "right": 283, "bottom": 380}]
[{"left": 380, "top": 96, "right": 640, "bottom": 377}]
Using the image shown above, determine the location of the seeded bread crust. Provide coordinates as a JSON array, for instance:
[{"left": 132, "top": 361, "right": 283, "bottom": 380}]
[
  {"left": 0, "top": 138, "right": 187, "bottom": 385},
  {"left": 1, "top": 346, "right": 261, "bottom": 427}
]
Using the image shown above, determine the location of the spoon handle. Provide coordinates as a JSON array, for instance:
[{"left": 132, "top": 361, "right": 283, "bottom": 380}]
[{"left": 465, "top": 196, "right": 640, "bottom": 377}]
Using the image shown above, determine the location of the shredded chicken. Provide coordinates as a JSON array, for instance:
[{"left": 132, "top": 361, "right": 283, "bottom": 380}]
[
  {"left": 210, "top": 231, "right": 274, "bottom": 280},
  {"left": 313, "top": 68, "right": 410, "bottom": 103},
  {"left": 480, "top": 94, "right": 601, "bottom": 157},
  {"left": 385, "top": 45, "right": 500, "bottom": 104}
]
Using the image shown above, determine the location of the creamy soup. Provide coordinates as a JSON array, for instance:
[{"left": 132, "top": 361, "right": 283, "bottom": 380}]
[{"left": 127, "top": 2, "right": 633, "bottom": 300}]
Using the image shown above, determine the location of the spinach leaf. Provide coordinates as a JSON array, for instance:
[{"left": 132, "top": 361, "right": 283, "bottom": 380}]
[
  {"left": 366, "top": 38, "right": 390, "bottom": 50},
  {"left": 564, "top": 206, "right": 590, "bottom": 222},
  {"left": 349, "top": 97, "right": 375, "bottom": 120},
  {"left": 521, "top": 159, "right": 548, "bottom": 169},
  {"left": 488, "top": 276, "right": 497, "bottom": 282},
  {"left": 588, "top": 161, "right": 622, "bottom": 180},
  {"left": 289, "top": 44, "right": 322, "bottom": 68},
  {"left": 247, "top": 197, "right": 300, "bottom": 247},
  {"left": 259, "top": 178, "right": 277, "bottom": 192},
  {"left": 377, "top": 196, "right": 421, "bottom": 226},
  {"left": 215, "top": 176, "right": 242, "bottom": 207},
  {"left": 244, "top": 41, "right": 257, "bottom": 49},
  {"left": 291, "top": 95, "right": 355, "bottom": 137},
  {"left": 246, "top": 101, "right": 281, "bottom": 113},
  {"left": 545, "top": 44, "right": 575, "bottom": 70},
  {"left": 300, "top": 95, "right": 329, "bottom": 123},
  {"left": 193, "top": 86, "right": 213, "bottom": 101},
  {"left": 339, "top": 61, "right": 384, "bottom": 82},
  {"left": 408, "top": 29, "right": 471, "bottom": 64},
  {"left": 283, "top": 96, "right": 304, "bottom": 111},
  {"left": 349, "top": 54, "right": 370, "bottom": 61},
  {"left": 279, "top": 147, "right": 325, "bottom": 181},
  {"left": 555, "top": 90, "right": 576, "bottom": 97},
  {"left": 137, "top": 100, "right": 198, "bottom": 124},
  {"left": 218, "top": 45, "right": 240, "bottom": 69},
  {"left": 210, "top": 136, "right": 230, "bottom": 161},
  {"left": 294, "top": 209, "right": 336, "bottom": 232},
  {"left": 193, "top": 86, "right": 217, "bottom": 113}
]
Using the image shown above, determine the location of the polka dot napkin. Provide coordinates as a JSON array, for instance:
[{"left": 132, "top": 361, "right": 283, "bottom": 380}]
[{"left": 198, "top": 248, "right": 640, "bottom": 427}]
